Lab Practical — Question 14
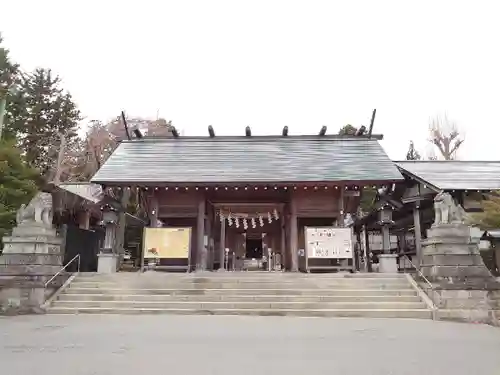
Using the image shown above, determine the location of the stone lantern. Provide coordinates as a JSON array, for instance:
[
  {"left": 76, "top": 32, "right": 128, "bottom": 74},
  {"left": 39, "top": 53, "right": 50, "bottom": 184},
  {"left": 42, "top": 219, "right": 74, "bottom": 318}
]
[
  {"left": 377, "top": 205, "right": 397, "bottom": 273},
  {"left": 97, "top": 204, "right": 120, "bottom": 273}
]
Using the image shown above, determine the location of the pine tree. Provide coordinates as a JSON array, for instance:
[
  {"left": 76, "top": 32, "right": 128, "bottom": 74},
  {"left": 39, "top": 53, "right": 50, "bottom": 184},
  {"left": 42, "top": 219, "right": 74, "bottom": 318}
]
[
  {"left": 5, "top": 68, "right": 81, "bottom": 178},
  {"left": 0, "top": 139, "right": 39, "bottom": 245},
  {"left": 0, "top": 34, "right": 19, "bottom": 92},
  {"left": 0, "top": 33, "right": 20, "bottom": 140}
]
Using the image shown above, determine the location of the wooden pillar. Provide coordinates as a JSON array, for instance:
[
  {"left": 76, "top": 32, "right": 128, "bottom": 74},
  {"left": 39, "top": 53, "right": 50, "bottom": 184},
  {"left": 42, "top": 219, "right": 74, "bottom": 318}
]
[
  {"left": 78, "top": 210, "right": 91, "bottom": 230},
  {"left": 398, "top": 233, "right": 406, "bottom": 254},
  {"left": 355, "top": 229, "right": 362, "bottom": 271},
  {"left": 364, "top": 225, "right": 372, "bottom": 272},
  {"left": 205, "top": 206, "right": 212, "bottom": 270},
  {"left": 280, "top": 219, "right": 286, "bottom": 270},
  {"left": 413, "top": 205, "right": 422, "bottom": 269},
  {"left": 114, "top": 188, "right": 131, "bottom": 257},
  {"left": 338, "top": 186, "right": 345, "bottom": 226},
  {"left": 196, "top": 198, "right": 206, "bottom": 271},
  {"left": 142, "top": 193, "right": 159, "bottom": 270},
  {"left": 149, "top": 194, "right": 159, "bottom": 227},
  {"left": 219, "top": 219, "right": 226, "bottom": 271},
  {"left": 289, "top": 197, "right": 299, "bottom": 272}
]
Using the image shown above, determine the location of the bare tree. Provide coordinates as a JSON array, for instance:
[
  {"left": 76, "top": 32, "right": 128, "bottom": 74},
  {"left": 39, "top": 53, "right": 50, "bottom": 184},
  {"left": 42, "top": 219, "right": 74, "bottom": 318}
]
[{"left": 428, "top": 114, "right": 464, "bottom": 160}]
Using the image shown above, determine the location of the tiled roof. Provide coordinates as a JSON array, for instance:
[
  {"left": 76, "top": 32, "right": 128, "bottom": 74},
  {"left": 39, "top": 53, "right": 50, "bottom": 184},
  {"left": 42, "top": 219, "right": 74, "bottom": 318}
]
[
  {"left": 91, "top": 136, "right": 403, "bottom": 184},
  {"left": 396, "top": 161, "right": 500, "bottom": 191}
]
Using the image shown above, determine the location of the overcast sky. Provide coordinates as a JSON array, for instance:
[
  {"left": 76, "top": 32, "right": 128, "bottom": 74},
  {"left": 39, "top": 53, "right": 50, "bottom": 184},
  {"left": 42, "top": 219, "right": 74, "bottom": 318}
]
[{"left": 2, "top": 0, "right": 499, "bottom": 160}]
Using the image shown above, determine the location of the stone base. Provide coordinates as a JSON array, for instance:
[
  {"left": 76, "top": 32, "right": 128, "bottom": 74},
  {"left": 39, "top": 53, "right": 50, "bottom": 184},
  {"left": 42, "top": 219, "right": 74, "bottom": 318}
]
[
  {"left": 378, "top": 254, "right": 398, "bottom": 273},
  {"left": 421, "top": 223, "right": 495, "bottom": 283},
  {"left": 97, "top": 253, "right": 120, "bottom": 274},
  {"left": 2, "top": 225, "right": 62, "bottom": 255},
  {"left": 431, "top": 288, "right": 500, "bottom": 325},
  {"left": 0, "top": 282, "right": 51, "bottom": 315}
]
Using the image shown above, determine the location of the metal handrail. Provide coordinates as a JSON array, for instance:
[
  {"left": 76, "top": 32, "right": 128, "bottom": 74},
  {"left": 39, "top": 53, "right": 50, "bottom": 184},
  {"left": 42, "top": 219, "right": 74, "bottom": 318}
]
[
  {"left": 401, "top": 255, "right": 438, "bottom": 319},
  {"left": 44, "top": 254, "right": 81, "bottom": 287},
  {"left": 401, "top": 255, "right": 434, "bottom": 290}
]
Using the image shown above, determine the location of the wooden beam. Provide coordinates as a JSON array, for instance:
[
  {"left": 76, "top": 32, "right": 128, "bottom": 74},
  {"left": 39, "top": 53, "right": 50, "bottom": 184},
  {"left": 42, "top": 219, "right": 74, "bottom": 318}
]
[{"left": 212, "top": 202, "right": 285, "bottom": 208}]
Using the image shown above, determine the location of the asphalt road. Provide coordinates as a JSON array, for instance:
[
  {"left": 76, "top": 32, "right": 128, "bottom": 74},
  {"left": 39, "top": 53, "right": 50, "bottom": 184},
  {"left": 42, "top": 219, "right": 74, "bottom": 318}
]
[{"left": 1, "top": 315, "right": 500, "bottom": 375}]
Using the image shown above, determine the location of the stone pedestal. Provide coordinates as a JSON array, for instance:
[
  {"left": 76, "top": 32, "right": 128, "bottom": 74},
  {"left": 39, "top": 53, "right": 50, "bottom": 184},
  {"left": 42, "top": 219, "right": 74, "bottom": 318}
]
[
  {"left": 421, "top": 222, "right": 500, "bottom": 325},
  {"left": 421, "top": 223, "right": 494, "bottom": 283},
  {"left": 378, "top": 254, "right": 398, "bottom": 273},
  {"left": 97, "top": 253, "right": 119, "bottom": 274},
  {"left": 0, "top": 193, "right": 64, "bottom": 314}
]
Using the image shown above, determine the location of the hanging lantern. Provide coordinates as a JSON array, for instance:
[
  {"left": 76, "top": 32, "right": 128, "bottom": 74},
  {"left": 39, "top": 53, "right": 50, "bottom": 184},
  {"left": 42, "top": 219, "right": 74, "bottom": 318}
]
[
  {"left": 259, "top": 215, "right": 264, "bottom": 227},
  {"left": 235, "top": 217, "right": 240, "bottom": 228},
  {"left": 243, "top": 218, "right": 248, "bottom": 230},
  {"left": 267, "top": 212, "right": 272, "bottom": 223},
  {"left": 251, "top": 217, "right": 256, "bottom": 228}
]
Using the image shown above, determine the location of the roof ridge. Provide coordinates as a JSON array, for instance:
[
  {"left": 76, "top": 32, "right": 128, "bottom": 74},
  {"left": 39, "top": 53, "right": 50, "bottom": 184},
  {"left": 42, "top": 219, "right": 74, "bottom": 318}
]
[
  {"left": 395, "top": 160, "right": 500, "bottom": 163},
  {"left": 121, "top": 135, "right": 384, "bottom": 143}
]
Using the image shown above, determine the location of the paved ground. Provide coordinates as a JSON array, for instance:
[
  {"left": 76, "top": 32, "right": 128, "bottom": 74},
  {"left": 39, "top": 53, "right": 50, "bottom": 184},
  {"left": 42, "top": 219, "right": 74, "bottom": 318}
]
[{"left": 1, "top": 316, "right": 500, "bottom": 375}]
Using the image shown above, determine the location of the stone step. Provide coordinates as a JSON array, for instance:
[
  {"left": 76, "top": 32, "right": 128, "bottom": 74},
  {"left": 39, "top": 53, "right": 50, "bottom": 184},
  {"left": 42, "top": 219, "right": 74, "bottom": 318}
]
[
  {"left": 73, "top": 274, "right": 406, "bottom": 280},
  {"left": 57, "top": 293, "right": 423, "bottom": 303},
  {"left": 69, "top": 280, "right": 411, "bottom": 289},
  {"left": 52, "top": 300, "right": 427, "bottom": 310},
  {"left": 75, "top": 272, "right": 407, "bottom": 280},
  {"left": 47, "top": 307, "right": 432, "bottom": 319},
  {"left": 65, "top": 288, "right": 417, "bottom": 296}
]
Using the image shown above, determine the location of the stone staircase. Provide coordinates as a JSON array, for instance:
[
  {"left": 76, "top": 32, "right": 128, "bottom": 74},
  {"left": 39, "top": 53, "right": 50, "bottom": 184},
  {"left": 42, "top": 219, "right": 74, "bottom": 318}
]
[{"left": 46, "top": 272, "right": 433, "bottom": 318}]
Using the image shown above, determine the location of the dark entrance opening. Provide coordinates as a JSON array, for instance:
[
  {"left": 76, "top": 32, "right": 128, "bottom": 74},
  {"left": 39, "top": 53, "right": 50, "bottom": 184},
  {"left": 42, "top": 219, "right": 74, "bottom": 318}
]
[{"left": 245, "top": 238, "right": 263, "bottom": 259}]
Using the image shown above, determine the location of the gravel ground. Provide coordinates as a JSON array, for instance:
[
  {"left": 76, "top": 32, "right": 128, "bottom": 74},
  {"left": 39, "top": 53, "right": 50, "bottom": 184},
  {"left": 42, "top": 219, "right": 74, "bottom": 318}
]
[{"left": 1, "top": 315, "right": 500, "bottom": 375}]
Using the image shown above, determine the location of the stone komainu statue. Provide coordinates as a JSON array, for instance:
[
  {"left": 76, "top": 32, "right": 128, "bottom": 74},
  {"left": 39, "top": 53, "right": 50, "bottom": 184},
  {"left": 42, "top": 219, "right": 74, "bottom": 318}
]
[
  {"left": 433, "top": 191, "right": 467, "bottom": 225},
  {"left": 16, "top": 192, "right": 53, "bottom": 226}
]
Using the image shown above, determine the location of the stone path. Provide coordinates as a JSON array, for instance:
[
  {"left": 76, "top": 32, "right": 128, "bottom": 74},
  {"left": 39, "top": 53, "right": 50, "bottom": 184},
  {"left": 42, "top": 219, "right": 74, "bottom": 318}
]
[{"left": 1, "top": 315, "right": 500, "bottom": 375}]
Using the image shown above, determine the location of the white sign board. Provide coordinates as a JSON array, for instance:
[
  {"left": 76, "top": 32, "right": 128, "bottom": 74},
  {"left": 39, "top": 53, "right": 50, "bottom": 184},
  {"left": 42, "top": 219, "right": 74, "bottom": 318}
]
[{"left": 305, "top": 227, "right": 353, "bottom": 259}]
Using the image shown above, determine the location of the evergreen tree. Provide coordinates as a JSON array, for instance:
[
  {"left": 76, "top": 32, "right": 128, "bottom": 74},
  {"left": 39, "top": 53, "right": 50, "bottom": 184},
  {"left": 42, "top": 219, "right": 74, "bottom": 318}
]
[
  {"left": 0, "top": 33, "right": 20, "bottom": 140},
  {"left": 0, "top": 139, "right": 39, "bottom": 245},
  {"left": 5, "top": 68, "right": 81, "bottom": 177},
  {"left": 0, "top": 34, "right": 19, "bottom": 92}
]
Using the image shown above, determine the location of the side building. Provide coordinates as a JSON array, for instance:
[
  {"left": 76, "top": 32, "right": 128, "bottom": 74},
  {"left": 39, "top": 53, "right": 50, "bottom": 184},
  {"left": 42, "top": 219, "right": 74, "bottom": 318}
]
[{"left": 354, "top": 160, "right": 500, "bottom": 271}]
